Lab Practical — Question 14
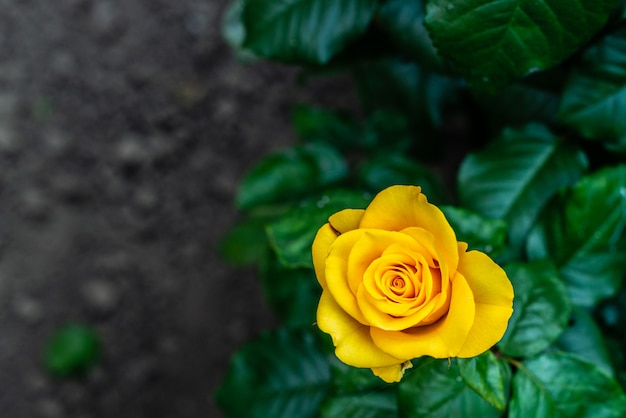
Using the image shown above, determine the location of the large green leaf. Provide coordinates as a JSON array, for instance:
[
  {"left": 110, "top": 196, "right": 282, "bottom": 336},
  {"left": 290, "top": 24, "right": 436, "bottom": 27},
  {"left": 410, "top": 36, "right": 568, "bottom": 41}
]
[
  {"left": 559, "top": 27, "right": 626, "bottom": 149},
  {"left": 440, "top": 206, "right": 507, "bottom": 258},
  {"left": 236, "top": 142, "right": 348, "bottom": 210},
  {"left": 527, "top": 165, "right": 626, "bottom": 306},
  {"left": 425, "top": 0, "right": 620, "bottom": 90},
  {"left": 260, "top": 252, "right": 320, "bottom": 328},
  {"left": 457, "top": 351, "right": 512, "bottom": 411},
  {"left": 498, "top": 261, "right": 571, "bottom": 358},
  {"left": 509, "top": 352, "right": 626, "bottom": 418},
  {"left": 458, "top": 124, "right": 588, "bottom": 252},
  {"left": 398, "top": 359, "right": 501, "bottom": 418},
  {"left": 321, "top": 391, "right": 397, "bottom": 418},
  {"left": 242, "top": 0, "right": 377, "bottom": 64},
  {"left": 214, "top": 328, "right": 332, "bottom": 418},
  {"left": 266, "top": 189, "right": 371, "bottom": 268},
  {"left": 557, "top": 308, "right": 615, "bottom": 377}
]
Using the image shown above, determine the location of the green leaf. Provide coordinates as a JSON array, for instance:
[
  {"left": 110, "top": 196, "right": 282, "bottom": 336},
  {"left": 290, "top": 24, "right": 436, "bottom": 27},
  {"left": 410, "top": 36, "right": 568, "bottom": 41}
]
[
  {"left": 43, "top": 323, "right": 101, "bottom": 377},
  {"left": 557, "top": 308, "right": 615, "bottom": 377},
  {"left": 527, "top": 165, "right": 626, "bottom": 306},
  {"left": 214, "top": 328, "right": 332, "bottom": 418},
  {"left": 358, "top": 154, "right": 446, "bottom": 204},
  {"left": 398, "top": 359, "right": 501, "bottom": 418},
  {"left": 219, "top": 218, "right": 270, "bottom": 266},
  {"left": 260, "top": 252, "right": 320, "bottom": 328},
  {"left": 498, "top": 261, "right": 571, "bottom": 358},
  {"left": 559, "top": 27, "right": 626, "bottom": 148},
  {"left": 458, "top": 124, "right": 588, "bottom": 252},
  {"left": 425, "top": 0, "right": 619, "bottom": 90},
  {"left": 457, "top": 351, "right": 512, "bottom": 411},
  {"left": 292, "top": 105, "right": 363, "bottom": 150},
  {"left": 440, "top": 206, "right": 507, "bottom": 257},
  {"left": 236, "top": 142, "right": 348, "bottom": 210},
  {"left": 509, "top": 352, "right": 626, "bottom": 418},
  {"left": 266, "top": 189, "right": 371, "bottom": 268},
  {"left": 377, "top": 0, "right": 443, "bottom": 71},
  {"left": 242, "top": 0, "right": 377, "bottom": 64},
  {"left": 321, "top": 391, "right": 397, "bottom": 418}
]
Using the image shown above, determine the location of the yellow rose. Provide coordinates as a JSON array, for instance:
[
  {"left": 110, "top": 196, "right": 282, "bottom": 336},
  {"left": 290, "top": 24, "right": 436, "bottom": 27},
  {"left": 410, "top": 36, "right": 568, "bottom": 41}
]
[{"left": 312, "top": 185, "right": 514, "bottom": 383}]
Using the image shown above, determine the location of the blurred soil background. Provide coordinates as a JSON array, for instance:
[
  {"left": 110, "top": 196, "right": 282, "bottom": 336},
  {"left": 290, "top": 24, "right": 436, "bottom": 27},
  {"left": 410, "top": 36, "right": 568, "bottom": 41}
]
[{"left": 0, "top": 0, "right": 357, "bottom": 416}]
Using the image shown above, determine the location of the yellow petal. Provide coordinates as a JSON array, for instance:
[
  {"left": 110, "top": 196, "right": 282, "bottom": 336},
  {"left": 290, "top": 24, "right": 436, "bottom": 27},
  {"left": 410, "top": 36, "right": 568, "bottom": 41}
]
[
  {"left": 371, "top": 360, "right": 413, "bottom": 383},
  {"left": 317, "top": 291, "right": 406, "bottom": 368},
  {"left": 370, "top": 273, "right": 475, "bottom": 359},
  {"left": 329, "top": 209, "right": 365, "bottom": 234},
  {"left": 312, "top": 224, "right": 338, "bottom": 289},
  {"left": 357, "top": 284, "right": 445, "bottom": 331},
  {"left": 455, "top": 246, "right": 514, "bottom": 357},
  {"left": 360, "top": 185, "right": 459, "bottom": 273},
  {"left": 325, "top": 230, "right": 373, "bottom": 324},
  {"left": 347, "top": 229, "right": 425, "bottom": 296}
]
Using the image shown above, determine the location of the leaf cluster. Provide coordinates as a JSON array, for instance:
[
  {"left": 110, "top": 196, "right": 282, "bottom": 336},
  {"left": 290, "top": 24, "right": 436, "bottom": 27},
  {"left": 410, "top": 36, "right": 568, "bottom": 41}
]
[{"left": 216, "top": 0, "right": 626, "bottom": 416}]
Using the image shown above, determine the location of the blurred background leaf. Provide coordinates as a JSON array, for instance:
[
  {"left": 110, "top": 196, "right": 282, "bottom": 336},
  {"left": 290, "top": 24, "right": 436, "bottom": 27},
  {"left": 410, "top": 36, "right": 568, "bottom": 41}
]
[
  {"left": 358, "top": 154, "right": 447, "bottom": 203},
  {"left": 43, "top": 323, "right": 102, "bottom": 378},
  {"left": 242, "top": 0, "right": 378, "bottom": 64},
  {"left": 236, "top": 142, "right": 348, "bottom": 210},
  {"left": 557, "top": 308, "right": 615, "bottom": 377},
  {"left": 527, "top": 164, "right": 626, "bottom": 306},
  {"left": 498, "top": 261, "right": 571, "bottom": 358},
  {"left": 260, "top": 252, "right": 320, "bottom": 328},
  {"left": 440, "top": 206, "right": 507, "bottom": 258},
  {"left": 560, "top": 27, "right": 626, "bottom": 151}
]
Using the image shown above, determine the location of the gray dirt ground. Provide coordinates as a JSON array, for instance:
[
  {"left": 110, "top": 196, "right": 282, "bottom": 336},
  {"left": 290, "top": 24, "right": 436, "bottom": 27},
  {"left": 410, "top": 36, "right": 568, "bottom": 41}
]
[{"left": 0, "top": 1, "right": 357, "bottom": 416}]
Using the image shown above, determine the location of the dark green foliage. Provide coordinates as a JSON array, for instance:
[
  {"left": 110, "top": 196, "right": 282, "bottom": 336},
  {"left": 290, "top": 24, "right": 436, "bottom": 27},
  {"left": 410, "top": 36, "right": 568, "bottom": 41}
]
[
  {"left": 509, "top": 352, "right": 626, "bottom": 418},
  {"left": 398, "top": 359, "right": 502, "bottom": 418},
  {"left": 458, "top": 124, "right": 588, "bottom": 255},
  {"left": 214, "top": 328, "right": 332, "bottom": 418},
  {"left": 217, "top": 0, "right": 626, "bottom": 416}
]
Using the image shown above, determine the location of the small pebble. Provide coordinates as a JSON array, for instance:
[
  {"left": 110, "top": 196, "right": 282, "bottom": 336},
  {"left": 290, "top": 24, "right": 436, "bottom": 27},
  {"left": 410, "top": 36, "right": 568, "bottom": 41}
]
[
  {"left": 81, "top": 279, "right": 119, "bottom": 314},
  {"left": 19, "top": 188, "right": 50, "bottom": 221},
  {"left": 37, "top": 398, "right": 65, "bottom": 418},
  {"left": 12, "top": 294, "right": 44, "bottom": 325}
]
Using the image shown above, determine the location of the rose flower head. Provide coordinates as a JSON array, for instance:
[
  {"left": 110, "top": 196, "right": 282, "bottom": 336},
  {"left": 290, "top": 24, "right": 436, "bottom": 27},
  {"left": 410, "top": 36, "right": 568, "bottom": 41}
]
[{"left": 312, "top": 185, "right": 514, "bottom": 383}]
